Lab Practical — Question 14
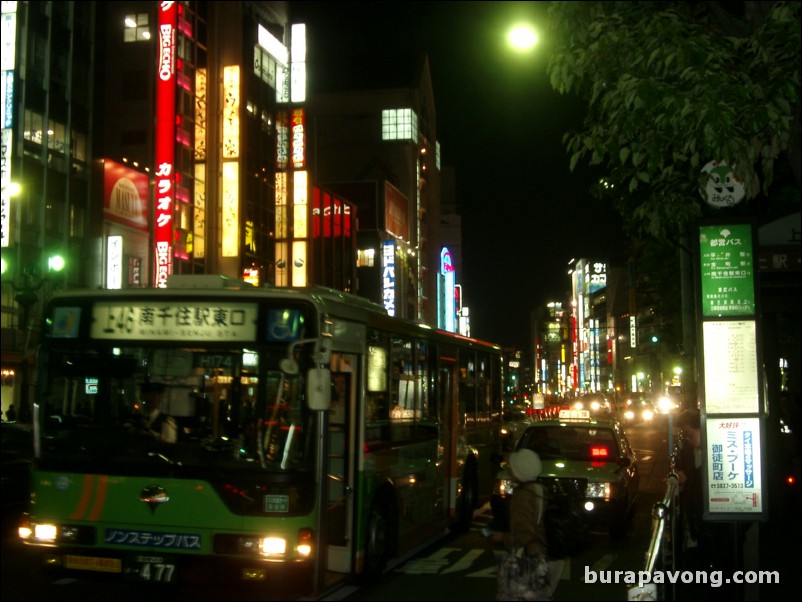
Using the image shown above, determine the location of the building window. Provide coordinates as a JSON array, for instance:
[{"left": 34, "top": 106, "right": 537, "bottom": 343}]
[
  {"left": 382, "top": 109, "right": 418, "bottom": 143},
  {"left": 124, "top": 13, "right": 150, "bottom": 42},
  {"left": 357, "top": 248, "right": 375, "bottom": 268},
  {"left": 23, "top": 110, "right": 44, "bottom": 145}
]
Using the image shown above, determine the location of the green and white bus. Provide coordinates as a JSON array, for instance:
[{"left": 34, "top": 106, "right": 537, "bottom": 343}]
[{"left": 20, "top": 275, "right": 503, "bottom": 596}]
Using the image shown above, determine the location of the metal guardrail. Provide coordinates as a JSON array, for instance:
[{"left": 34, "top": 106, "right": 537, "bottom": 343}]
[{"left": 627, "top": 470, "right": 680, "bottom": 601}]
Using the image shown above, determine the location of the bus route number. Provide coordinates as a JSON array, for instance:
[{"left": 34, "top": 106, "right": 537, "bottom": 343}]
[
  {"left": 132, "top": 555, "right": 176, "bottom": 583},
  {"left": 195, "top": 354, "right": 237, "bottom": 369}
]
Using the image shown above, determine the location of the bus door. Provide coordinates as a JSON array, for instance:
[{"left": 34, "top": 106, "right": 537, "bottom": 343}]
[
  {"left": 438, "top": 357, "right": 461, "bottom": 518},
  {"left": 326, "top": 353, "right": 356, "bottom": 572}
]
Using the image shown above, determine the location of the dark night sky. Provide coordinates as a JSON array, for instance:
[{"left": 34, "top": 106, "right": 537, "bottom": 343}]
[{"left": 289, "top": 1, "right": 627, "bottom": 349}]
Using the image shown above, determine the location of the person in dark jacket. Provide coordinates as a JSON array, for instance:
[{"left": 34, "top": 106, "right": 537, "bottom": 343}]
[
  {"left": 497, "top": 449, "right": 564, "bottom": 600},
  {"left": 675, "top": 409, "right": 731, "bottom": 570}
]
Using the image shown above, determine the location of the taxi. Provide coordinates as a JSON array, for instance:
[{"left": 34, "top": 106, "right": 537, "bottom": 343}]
[{"left": 491, "top": 409, "right": 639, "bottom": 538}]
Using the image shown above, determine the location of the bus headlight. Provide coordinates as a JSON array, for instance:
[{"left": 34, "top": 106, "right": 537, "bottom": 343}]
[
  {"left": 18, "top": 517, "right": 58, "bottom": 543},
  {"left": 260, "top": 537, "right": 286, "bottom": 556}
]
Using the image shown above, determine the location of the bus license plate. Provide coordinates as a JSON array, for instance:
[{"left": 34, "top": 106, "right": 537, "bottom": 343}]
[{"left": 126, "top": 554, "right": 177, "bottom": 583}]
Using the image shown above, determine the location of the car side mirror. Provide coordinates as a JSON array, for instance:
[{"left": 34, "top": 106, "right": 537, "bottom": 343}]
[{"left": 618, "top": 456, "right": 632, "bottom": 468}]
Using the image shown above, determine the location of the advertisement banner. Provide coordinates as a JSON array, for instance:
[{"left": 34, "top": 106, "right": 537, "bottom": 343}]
[
  {"left": 103, "top": 159, "right": 149, "bottom": 230},
  {"left": 705, "top": 417, "right": 763, "bottom": 517}
]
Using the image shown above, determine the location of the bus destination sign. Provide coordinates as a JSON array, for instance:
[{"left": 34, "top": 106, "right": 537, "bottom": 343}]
[{"left": 90, "top": 302, "right": 258, "bottom": 341}]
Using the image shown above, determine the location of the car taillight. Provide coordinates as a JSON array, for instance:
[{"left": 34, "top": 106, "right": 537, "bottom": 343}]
[{"left": 590, "top": 446, "right": 609, "bottom": 458}]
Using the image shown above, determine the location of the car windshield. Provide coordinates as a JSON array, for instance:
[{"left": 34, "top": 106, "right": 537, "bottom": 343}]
[{"left": 517, "top": 425, "right": 618, "bottom": 462}]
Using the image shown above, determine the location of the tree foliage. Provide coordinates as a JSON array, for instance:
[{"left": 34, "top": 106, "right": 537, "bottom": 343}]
[{"left": 546, "top": 1, "right": 801, "bottom": 244}]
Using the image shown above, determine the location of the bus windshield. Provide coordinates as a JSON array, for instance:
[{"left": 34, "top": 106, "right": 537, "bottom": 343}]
[{"left": 37, "top": 345, "right": 315, "bottom": 477}]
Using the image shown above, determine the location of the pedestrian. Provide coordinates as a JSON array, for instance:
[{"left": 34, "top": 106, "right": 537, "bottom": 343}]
[
  {"left": 496, "top": 448, "right": 564, "bottom": 601},
  {"left": 675, "top": 408, "right": 729, "bottom": 570},
  {"left": 5, "top": 403, "right": 16, "bottom": 422}
]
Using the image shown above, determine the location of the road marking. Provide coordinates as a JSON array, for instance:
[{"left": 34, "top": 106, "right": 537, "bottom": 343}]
[
  {"left": 441, "top": 549, "right": 484, "bottom": 574},
  {"left": 591, "top": 553, "right": 616, "bottom": 571},
  {"left": 395, "top": 547, "right": 459, "bottom": 574},
  {"left": 393, "top": 546, "right": 617, "bottom": 580}
]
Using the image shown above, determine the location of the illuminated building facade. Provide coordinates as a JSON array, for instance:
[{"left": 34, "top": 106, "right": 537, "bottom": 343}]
[
  {"left": 99, "top": 1, "right": 293, "bottom": 287},
  {"left": 569, "top": 257, "right": 610, "bottom": 393},
  {"left": 2, "top": 1, "right": 360, "bottom": 418},
  {"left": 95, "top": 1, "right": 355, "bottom": 291},
  {"left": 305, "top": 55, "right": 442, "bottom": 325},
  {"left": 1, "top": 2, "right": 97, "bottom": 420}
]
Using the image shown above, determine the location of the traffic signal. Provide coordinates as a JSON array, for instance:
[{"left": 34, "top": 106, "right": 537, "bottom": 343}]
[{"left": 650, "top": 334, "right": 659, "bottom": 343}]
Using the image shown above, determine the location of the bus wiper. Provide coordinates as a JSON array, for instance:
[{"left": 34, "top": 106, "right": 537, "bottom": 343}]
[{"left": 147, "top": 451, "right": 182, "bottom": 466}]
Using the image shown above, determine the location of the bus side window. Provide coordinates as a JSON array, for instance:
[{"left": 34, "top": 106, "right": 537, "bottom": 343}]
[{"left": 365, "top": 393, "right": 390, "bottom": 443}]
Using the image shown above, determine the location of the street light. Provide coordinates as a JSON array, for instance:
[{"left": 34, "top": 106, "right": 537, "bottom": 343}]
[{"left": 507, "top": 24, "right": 539, "bottom": 51}]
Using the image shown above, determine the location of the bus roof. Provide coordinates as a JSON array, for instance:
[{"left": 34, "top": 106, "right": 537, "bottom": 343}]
[{"left": 45, "top": 281, "right": 501, "bottom": 350}]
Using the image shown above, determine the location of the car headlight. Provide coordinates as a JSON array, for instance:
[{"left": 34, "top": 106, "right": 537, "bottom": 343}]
[
  {"left": 642, "top": 409, "right": 654, "bottom": 421},
  {"left": 656, "top": 396, "right": 672, "bottom": 413},
  {"left": 624, "top": 410, "right": 635, "bottom": 421}
]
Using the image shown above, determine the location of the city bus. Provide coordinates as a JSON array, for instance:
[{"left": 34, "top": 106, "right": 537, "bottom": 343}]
[{"left": 19, "top": 275, "right": 503, "bottom": 596}]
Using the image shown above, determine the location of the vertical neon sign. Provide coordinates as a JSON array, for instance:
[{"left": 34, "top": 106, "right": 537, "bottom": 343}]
[
  {"left": 154, "top": 1, "right": 177, "bottom": 287},
  {"left": 439, "top": 247, "right": 456, "bottom": 332},
  {"left": 382, "top": 240, "right": 396, "bottom": 316}
]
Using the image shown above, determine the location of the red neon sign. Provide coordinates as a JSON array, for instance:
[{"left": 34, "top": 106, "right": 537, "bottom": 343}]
[{"left": 154, "top": 1, "right": 177, "bottom": 287}]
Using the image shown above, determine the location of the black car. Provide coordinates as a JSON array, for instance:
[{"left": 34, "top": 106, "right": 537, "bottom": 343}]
[
  {"left": 491, "top": 410, "right": 639, "bottom": 538},
  {"left": 1, "top": 422, "right": 33, "bottom": 511}
]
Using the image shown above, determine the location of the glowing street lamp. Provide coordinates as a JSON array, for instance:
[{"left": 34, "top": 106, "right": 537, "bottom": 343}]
[{"left": 507, "top": 24, "right": 539, "bottom": 52}]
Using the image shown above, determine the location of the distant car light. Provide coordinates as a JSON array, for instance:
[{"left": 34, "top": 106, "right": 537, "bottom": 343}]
[{"left": 656, "top": 396, "right": 677, "bottom": 414}]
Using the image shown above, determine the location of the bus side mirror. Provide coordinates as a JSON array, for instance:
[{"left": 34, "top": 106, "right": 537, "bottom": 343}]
[{"left": 307, "top": 367, "right": 331, "bottom": 411}]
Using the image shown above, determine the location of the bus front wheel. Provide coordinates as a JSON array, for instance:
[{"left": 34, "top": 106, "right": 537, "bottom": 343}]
[{"left": 362, "top": 500, "right": 395, "bottom": 583}]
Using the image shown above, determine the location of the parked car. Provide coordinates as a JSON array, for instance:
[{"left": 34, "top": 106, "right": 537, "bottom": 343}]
[
  {"left": 1, "top": 422, "right": 33, "bottom": 511},
  {"left": 491, "top": 409, "right": 639, "bottom": 538},
  {"left": 500, "top": 403, "right": 536, "bottom": 451}
]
